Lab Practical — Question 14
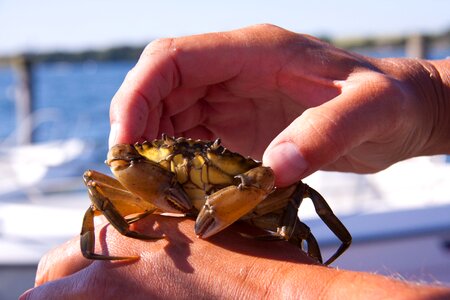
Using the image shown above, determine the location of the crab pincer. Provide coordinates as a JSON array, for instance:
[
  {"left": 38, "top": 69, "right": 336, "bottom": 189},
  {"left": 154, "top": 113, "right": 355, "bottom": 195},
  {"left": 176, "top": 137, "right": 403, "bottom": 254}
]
[{"left": 195, "top": 166, "right": 274, "bottom": 238}]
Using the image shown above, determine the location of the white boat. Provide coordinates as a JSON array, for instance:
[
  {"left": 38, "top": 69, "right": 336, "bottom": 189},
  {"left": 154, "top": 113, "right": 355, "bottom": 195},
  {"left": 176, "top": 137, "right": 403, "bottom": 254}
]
[{"left": 0, "top": 138, "right": 91, "bottom": 199}]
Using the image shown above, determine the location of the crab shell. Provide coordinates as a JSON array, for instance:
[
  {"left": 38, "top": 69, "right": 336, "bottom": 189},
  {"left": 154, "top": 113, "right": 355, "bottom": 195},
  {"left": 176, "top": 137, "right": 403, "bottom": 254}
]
[{"left": 81, "top": 135, "right": 351, "bottom": 264}]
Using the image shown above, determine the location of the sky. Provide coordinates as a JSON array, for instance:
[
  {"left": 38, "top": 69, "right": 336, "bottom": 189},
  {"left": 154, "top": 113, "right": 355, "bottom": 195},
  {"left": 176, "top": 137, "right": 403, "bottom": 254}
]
[{"left": 0, "top": 0, "right": 449, "bottom": 55}]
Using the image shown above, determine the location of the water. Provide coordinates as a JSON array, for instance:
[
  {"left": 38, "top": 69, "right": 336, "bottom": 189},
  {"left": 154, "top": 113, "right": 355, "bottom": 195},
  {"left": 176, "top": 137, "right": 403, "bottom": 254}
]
[
  {"left": 0, "top": 60, "right": 136, "bottom": 163},
  {"left": 351, "top": 44, "right": 450, "bottom": 59}
]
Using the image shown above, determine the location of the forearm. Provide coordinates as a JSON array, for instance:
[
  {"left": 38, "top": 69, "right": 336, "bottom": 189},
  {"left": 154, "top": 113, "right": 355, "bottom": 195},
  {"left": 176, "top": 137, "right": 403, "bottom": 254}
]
[
  {"left": 222, "top": 254, "right": 450, "bottom": 299},
  {"left": 281, "top": 266, "right": 450, "bottom": 300}
]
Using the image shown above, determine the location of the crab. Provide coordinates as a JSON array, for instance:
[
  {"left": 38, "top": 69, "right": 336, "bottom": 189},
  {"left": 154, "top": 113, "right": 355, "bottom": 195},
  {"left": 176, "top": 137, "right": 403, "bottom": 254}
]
[{"left": 81, "top": 135, "right": 351, "bottom": 265}]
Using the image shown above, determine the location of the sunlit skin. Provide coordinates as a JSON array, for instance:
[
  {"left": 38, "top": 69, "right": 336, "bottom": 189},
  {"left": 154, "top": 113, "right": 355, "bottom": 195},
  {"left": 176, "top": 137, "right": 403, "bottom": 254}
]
[
  {"left": 21, "top": 24, "right": 450, "bottom": 299},
  {"left": 24, "top": 217, "right": 450, "bottom": 299}
]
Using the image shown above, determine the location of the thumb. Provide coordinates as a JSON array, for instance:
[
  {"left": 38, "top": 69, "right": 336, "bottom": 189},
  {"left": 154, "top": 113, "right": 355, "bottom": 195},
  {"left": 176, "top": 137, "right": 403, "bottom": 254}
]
[{"left": 263, "top": 80, "right": 397, "bottom": 186}]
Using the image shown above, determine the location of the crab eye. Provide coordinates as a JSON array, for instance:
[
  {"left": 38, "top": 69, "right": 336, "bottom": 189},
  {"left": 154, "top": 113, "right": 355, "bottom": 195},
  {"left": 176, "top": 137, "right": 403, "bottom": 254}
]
[{"left": 108, "top": 159, "right": 131, "bottom": 170}]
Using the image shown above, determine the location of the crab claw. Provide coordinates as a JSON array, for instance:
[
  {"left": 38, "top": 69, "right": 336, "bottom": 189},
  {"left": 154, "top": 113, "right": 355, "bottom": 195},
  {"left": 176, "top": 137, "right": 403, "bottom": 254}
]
[
  {"left": 195, "top": 166, "right": 274, "bottom": 238},
  {"left": 107, "top": 144, "right": 192, "bottom": 213}
]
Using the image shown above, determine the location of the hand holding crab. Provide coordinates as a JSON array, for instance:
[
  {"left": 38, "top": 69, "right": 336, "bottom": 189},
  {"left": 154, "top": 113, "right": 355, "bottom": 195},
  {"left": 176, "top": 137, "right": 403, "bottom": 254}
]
[{"left": 109, "top": 24, "right": 449, "bottom": 187}]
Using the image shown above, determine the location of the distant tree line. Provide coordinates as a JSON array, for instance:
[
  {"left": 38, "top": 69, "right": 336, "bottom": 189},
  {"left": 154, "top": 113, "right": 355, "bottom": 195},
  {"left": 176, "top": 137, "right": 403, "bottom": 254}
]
[
  {"left": 333, "top": 29, "right": 450, "bottom": 51},
  {"left": 30, "top": 46, "right": 145, "bottom": 63},
  {"left": 0, "top": 30, "right": 449, "bottom": 65},
  {"left": 0, "top": 46, "right": 145, "bottom": 65}
]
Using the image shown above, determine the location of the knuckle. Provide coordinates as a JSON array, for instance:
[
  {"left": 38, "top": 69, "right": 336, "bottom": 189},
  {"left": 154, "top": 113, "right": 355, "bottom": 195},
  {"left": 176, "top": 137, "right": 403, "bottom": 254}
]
[
  {"left": 141, "top": 37, "right": 177, "bottom": 59},
  {"left": 300, "top": 107, "right": 349, "bottom": 157},
  {"left": 251, "top": 23, "right": 281, "bottom": 32},
  {"left": 34, "top": 254, "right": 51, "bottom": 285}
]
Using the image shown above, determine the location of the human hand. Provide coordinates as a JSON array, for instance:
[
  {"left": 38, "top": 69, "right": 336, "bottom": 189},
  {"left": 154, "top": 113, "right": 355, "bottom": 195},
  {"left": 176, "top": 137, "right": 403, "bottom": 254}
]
[
  {"left": 21, "top": 216, "right": 450, "bottom": 299},
  {"left": 109, "top": 24, "right": 450, "bottom": 187},
  {"left": 22, "top": 216, "right": 315, "bottom": 299}
]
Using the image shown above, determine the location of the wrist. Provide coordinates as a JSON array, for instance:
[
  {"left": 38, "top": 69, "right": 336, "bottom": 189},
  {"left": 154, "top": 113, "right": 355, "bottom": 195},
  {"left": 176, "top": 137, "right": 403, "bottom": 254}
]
[
  {"left": 371, "top": 57, "right": 450, "bottom": 157},
  {"left": 426, "top": 59, "right": 450, "bottom": 154}
]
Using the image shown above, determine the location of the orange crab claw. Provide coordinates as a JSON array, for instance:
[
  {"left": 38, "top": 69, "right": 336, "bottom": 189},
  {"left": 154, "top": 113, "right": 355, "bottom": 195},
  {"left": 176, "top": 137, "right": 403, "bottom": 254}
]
[
  {"left": 195, "top": 166, "right": 274, "bottom": 238},
  {"left": 108, "top": 144, "right": 193, "bottom": 213}
]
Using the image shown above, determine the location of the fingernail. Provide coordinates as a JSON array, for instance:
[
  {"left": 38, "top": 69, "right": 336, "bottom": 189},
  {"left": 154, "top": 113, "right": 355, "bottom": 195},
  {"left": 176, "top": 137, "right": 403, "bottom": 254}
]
[
  {"left": 108, "top": 123, "right": 118, "bottom": 148},
  {"left": 263, "top": 142, "right": 308, "bottom": 186}
]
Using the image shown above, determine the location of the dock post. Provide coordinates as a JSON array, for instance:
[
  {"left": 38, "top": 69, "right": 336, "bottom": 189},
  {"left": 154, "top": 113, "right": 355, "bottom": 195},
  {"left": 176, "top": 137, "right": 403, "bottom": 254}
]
[
  {"left": 13, "top": 55, "right": 34, "bottom": 145},
  {"left": 405, "top": 34, "right": 429, "bottom": 59}
]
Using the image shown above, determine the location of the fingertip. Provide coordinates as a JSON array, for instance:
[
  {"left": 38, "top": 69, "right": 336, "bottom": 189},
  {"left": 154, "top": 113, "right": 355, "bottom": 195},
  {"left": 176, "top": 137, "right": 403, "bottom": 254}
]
[
  {"left": 109, "top": 84, "right": 159, "bottom": 146},
  {"left": 108, "top": 122, "right": 119, "bottom": 148},
  {"left": 263, "top": 142, "right": 309, "bottom": 187}
]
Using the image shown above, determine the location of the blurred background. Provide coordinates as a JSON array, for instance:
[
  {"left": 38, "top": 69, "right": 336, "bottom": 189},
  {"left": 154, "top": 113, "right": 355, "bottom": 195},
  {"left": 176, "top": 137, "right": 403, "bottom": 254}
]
[{"left": 1, "top": 0, "right": 449, "bottom": 298}]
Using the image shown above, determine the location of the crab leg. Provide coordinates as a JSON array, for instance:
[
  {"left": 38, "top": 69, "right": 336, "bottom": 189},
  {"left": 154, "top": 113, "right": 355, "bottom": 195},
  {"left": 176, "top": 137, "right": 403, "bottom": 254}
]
[
  {"left": 195, "top": 166, "right": 275, "bottom": 238},
  {"left": 292, "top": 221, "right": 322, "bottom": 263},
  {"left": 277, "top": 183, "right": 324, "bottom": 263},
  {"left": 274, "top": 196, "right": 324, "bottom": 264},
  {"left": 84, "top": 170, "right": 160, "bottom": 219},
  {"left": 81, "top": 170, "right": 161, "bottom": 260},
  {"left": 305, "top": 185, "right": 352, "bottom": 265},
  {"left": 80, "top": 206, "right": 102, "bottom": 259},
  {"left": 244, "top": 182, "right": 350, "bottom": 265},
  {"left": 243, "top": 185, "right": 324, "bottom": 263},
  {"left": 273, "top": 183, "right": 351, "bottom": 265}
]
